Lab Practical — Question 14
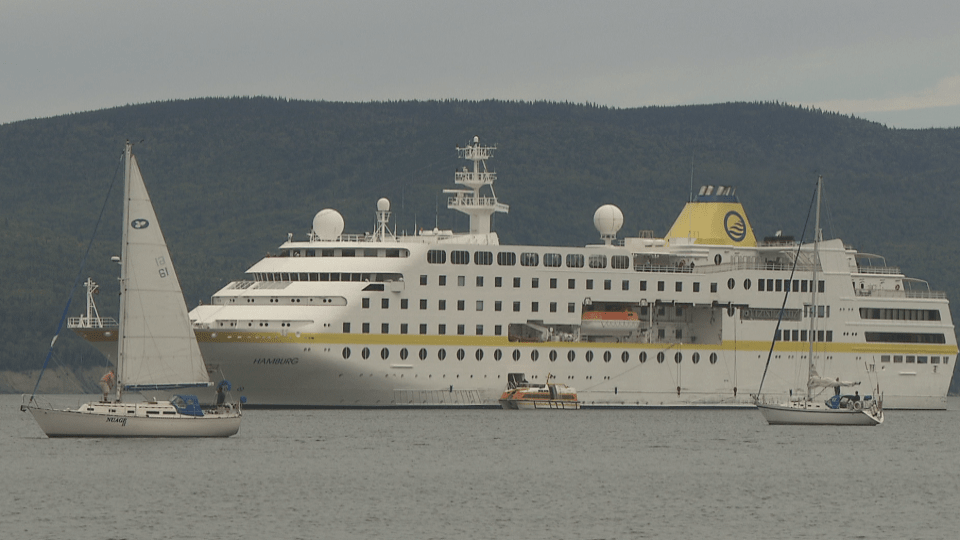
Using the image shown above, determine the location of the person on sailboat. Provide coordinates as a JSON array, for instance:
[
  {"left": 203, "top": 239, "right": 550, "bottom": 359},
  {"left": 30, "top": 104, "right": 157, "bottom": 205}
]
[
  {"left": 834, "top": 378, "right": 841, "bottom": 396},
  {"left": 100, "top": 370, "right": 115, "bottom": 402}
]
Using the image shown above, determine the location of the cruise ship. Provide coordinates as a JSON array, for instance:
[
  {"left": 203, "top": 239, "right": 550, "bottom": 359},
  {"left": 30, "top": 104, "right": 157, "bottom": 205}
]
[{"left": 73, "top": 137, "right": 956, "bottom": 408}]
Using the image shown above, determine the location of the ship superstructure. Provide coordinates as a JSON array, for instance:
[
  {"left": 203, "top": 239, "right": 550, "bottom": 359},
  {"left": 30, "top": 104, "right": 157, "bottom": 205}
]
[{"left": 75, "top": 137, "right": 957, "bottom": 408}]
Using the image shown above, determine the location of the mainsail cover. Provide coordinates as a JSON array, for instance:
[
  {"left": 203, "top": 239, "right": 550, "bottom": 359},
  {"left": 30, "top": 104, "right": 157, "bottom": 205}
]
[
  {"left": 808, "top": 366, "right": 858, "bottom": 390},
  {"left": 119, "top": 154, "right": 209, "bottom": 389}
]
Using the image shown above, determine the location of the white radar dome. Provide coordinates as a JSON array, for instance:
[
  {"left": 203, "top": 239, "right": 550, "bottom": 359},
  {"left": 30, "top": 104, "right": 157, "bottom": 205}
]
[
  {"left": 312, "top": 209, "right": 345, "bottom": 241},
  {"left": 377, "top": 198, "right": 390, "bottom": 212},
  {"left": 594, "top": 204, "right": 624, "bottom": 236}
]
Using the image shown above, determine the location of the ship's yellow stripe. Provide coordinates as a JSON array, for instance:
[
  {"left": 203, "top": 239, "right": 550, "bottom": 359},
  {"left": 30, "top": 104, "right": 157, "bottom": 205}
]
[{"left": 194, "top": 331, "right": 957, "bottom": 356}]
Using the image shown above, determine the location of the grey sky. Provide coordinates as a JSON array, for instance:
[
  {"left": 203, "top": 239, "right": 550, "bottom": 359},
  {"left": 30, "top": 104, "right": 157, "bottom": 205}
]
[{"left": 3, "top": 1, "right": 959, "bottom": 128}]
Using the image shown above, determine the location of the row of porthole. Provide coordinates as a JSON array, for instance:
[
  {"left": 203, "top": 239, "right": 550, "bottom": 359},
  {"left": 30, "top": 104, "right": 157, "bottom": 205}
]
[{"left": 342, "top": 347, "right": 720, "bottom": 364}]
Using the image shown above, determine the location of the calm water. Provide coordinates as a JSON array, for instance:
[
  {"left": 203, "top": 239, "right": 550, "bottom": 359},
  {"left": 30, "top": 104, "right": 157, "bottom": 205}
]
[{"left": 2, "top": 395, "right": 959, "bottom": 540}]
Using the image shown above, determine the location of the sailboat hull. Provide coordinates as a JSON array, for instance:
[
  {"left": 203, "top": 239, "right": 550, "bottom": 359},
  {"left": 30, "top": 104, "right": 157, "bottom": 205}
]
[
  {"left": 756, "top": 402, "right": 883, "bottom": 426},
  {"left": 26, "top": 402, "right": 241, "bottom": 438}
]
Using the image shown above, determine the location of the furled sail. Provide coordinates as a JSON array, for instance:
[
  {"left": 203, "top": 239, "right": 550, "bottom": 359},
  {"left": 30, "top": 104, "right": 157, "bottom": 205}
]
[
  {"left": 807, "top": 366, "right": 858, "bottom": 390},
  {"left": 118, "top": 152, "right": 210, "bottom": 391}
]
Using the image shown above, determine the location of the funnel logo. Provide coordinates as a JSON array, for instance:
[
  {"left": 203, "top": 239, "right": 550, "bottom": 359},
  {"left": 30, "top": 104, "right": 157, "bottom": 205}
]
[
  {"left": 724, "top": 211, "right": 746, "bottom": 242},
  {"left": 131, "top": 219, "right": 150, "bottom": 230}
]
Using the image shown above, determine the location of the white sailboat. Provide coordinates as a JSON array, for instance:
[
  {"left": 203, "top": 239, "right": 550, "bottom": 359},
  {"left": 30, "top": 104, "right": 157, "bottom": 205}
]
[
  {"left": 756, "top": 176, "right": 883, "bottom": 426},
  {"left": 23, "top": 142, "right": 241, "bottom": 437}
]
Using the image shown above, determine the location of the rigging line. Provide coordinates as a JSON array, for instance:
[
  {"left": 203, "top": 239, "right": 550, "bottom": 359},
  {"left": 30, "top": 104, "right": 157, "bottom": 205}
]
[
  {"left": 30, "top": 149, "right": 124, "bottom": 402},
  {"left": 755, "top": 182, "right": 818, "bottom": 397}
]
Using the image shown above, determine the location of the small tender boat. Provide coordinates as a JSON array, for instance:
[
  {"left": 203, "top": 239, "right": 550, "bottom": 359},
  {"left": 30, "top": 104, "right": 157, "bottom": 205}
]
[{"left": 499, "top": 373, "right": 580, "bottom": 410}]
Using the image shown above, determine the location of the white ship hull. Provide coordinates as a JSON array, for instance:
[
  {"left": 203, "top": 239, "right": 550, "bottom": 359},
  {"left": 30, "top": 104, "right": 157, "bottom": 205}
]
[
  {"left": 25, "top": 401, "right": 241, "bottom": 437},
  {"left": 756, "top": 401, "right": 883, "bottom": 426}
]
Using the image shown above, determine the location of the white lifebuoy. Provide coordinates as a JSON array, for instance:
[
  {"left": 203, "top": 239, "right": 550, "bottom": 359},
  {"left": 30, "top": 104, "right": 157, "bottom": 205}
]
[
  {"left": 853, "top": 401, "right": 862, "bottom": 410},
  {"left": 895, "top": 284, "right": 900, "bottom": 290}
]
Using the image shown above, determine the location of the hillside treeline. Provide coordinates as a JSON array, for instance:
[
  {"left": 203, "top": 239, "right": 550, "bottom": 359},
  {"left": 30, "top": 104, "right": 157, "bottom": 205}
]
[{"left": 1, "top": 98, "right": 959, "bottom": 392}]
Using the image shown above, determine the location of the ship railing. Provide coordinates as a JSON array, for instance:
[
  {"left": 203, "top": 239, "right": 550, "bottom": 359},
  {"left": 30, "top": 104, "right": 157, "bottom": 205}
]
[
  {"left": 855, "top": 266, "right": 902, "bottom": 275},
  {"left": 854, "top": 289, "right": 946, "bottom": 299},
  {"left": 67, "top": 316, "right": 119, "bottom": 329},
  {"left": 633, "top": 260, "right": 818, "bottom": 274}
]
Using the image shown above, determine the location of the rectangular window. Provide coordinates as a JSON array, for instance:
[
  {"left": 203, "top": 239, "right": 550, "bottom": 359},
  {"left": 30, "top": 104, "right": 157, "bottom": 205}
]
[
  {"left": 513, "top": 301, "right": 520, "bottom": 312},
  {"left": 766, "top": 279, "right": 774, "bottom": 291},
  {"left": 657, "top": 281, "right": 665, "bottom": 292},
  {"left": 550, "top": 278, "right": 557, "bottom": 289},
  {"left": 639, "top": 281, "right": 647, "bottom": 291},
  {"left": 438, "top": 324, "right": 446, "bottom": 335},
  {"left": 420, "top": 275, "right": 427, "bottom": 286},
  {"left": 906, "top": 355, "right": 916, "bottom": 363},
  {"left": 711, "top": 283, "right": 718, "bottom": 293},
  {"left": 675, "top": 329, "right": 682, "bottom": 339},
  {"left": 605, "top": 280, "right": 612, "bottom": 291},
  {"left": 439, "top": 300, "right": 446, "bottom": 310},
  {"left": 818, "top": 280, "right": 825, "bottom": 293},
  {"left": 513, "top": 277, "right": 521, "bottom": 288},
  {"left": 476, "top": 300, "right": 484, "bottom": 311},
  {"left": 693, "top": 282, "right": 700, "bottom": 293},
  {"left": 362, "top": 298, "right": 370, "bottom": 309},
  {"left": 457, "top": 324, "right": 465, "bottom": 335},
  {"left": 826, "top": 331, "right": 833, "bottom": 342},
  {"left": 362, "top": 323, "right": 370, "bottom": 334},
  {"left": 931, "top": 356, "right": 941, "bottom": 364},
  {"left": 381, "top": 323, "right": 389, "bottom": 334},
  {"left": 622, "top": 280, "right": 630, "bottom": 291},
  {"left": 568, "top": 303, "right": 576, "bottom": 313},
  {"left": 801, "top": 280, "right": 808, "bottom": 293},
  {"left": 495, "top": 325, "right": 502, "bottom": 336},
  {"left": 775, "top": 280, "right": 782, "bottom": 292},
  {"left": 532, "top": 302, "right": 539, "bottom": 312},
  {"left": 675, "top": 282, "right": 682, "bottom": 292},
  {"left": 893, "top": 355, "right": 903, "bottom": 363},
  {"left": 880, "top": 355, "right": 891, "bottom": 363},
  {"left": 532, "top": 278, "right": 540, "bottom": 288},
  {"left": 658, "top": 329, "right": 665, "bottom": 339},
  {"left": 420, "top": 299, "right": 427, "bottom": 310},
  {"left": 476, "top": 276, "right": 484, "bottom": 287},
  {"left": 918, "top": 356, "right": 929, "bottom": 364},
  {"left": 759, "top": 279, "right": 766, "bottom": 292},
  {"left": 457, "top": 300, "right": 465, "bottom": 311},
  {"left": 495, "top": 276, "right": 502, "bottom": 287},
  {"left": 792, "top": 330, "right": 799, "bottom": 341},
  {"left": 343, "top": 322, "right": 351, "bottom": 333},
  {"left": 419, "top": 324, "right": 427, "bottom": 335},
  {"left": 568, "top": 278, "right": 576, "bottom": 289},
  {"left": 550, "top": 302, "right": 557, "bottom": 313},
  {"left": 458, "top": 276, "right": 465, "bottom": 287},
  {"left": 381, "top": 298, "right": 389, "bottom": 309},
  {"left": 439, "top": 275, "right": 447, "bottom": 286},
  {"left": 495, "top": 301, "right": 502, "bottom": 311},
  {"left": 400, "top": 299, "right": 408, "bottom": 310},
  {"left": 476, "top": 325, "right": 483, "bottom": 336},
  {"left": 587, "top": 279, "right": 594, "bottom": 290}
]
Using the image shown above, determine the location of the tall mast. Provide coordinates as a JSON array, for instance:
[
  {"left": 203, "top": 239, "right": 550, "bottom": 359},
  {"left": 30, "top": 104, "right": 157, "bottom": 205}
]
[
  {"left": 445, "top": 136, "right": 509, "bottom": 235},
  {"left": 806, "top": 175, "right": 822, "bottom": 400},
  {"left": 116, "top": 141, "right": 132, "bottom": 402}
]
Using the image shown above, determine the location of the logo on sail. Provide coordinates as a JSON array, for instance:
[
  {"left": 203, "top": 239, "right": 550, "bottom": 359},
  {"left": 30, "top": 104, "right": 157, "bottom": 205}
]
[
  {"left": 131, "top": 219, "right": 150, "bottom": 229},
  {"left": 724, "top": 211, "right": 746, "bottom": 242}
]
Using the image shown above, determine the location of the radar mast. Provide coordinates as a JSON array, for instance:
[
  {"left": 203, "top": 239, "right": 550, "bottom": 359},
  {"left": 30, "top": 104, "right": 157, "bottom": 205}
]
[{"left": 445, "top": 136, "right": 509, "bottom": 234}]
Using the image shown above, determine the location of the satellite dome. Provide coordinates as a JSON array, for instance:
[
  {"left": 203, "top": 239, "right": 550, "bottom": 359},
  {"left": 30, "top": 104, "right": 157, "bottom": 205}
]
[
  {"left": 594, "top": 204, "right": 624, "bottom": 237},
  {"left": 377, "top": 198, "right": 390, "bottom": 212},
  {"left": 312, "top": 209, "right": 344, "bottom": 241}
]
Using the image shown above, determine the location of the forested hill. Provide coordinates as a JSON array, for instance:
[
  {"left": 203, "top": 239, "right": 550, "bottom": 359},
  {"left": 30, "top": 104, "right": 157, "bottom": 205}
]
[{"left": 2, "top": 98, "right": 959, "bottom": 392}]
